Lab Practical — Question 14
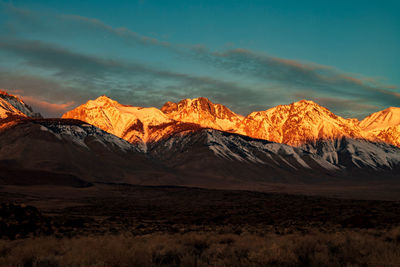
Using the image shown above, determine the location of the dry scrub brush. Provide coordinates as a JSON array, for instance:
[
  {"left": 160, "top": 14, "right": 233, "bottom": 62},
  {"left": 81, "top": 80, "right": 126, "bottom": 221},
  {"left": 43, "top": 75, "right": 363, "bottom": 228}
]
[{"left": 0, "top": 228, "right": 400, "bottom": 266}]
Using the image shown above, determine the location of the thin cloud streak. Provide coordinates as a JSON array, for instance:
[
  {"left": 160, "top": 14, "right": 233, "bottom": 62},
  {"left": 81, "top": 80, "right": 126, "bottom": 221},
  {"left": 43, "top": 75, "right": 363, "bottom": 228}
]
[
  {"left": 59, "top": 10, "right": 400, "bottom": 110},
  {"left": 51, "top": 9, "right": 400, "bottom": 104},
  {"left": 1, "top": 3, "right": 399, "bottom": 118},
  {"left": 191, "top": 48, "right": 400, "bottom": 107},
  {"left": 0, "top": 40, "right": 267, "bottom": 116},
  {"left": 61, "top": 14, "right": 172, "bottom": 48},
  {"left": 19, "top": 95, "right": 75, "bottom": 117}
]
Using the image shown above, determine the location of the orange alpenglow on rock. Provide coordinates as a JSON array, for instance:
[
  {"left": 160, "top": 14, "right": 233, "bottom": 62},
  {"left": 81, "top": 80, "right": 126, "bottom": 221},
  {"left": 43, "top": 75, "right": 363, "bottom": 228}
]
[
  {"left": 237, "top": 100, "right": 367, "bottom": 146},
  {"left": 359, "top": 107, "right": 400, "bottom": 147},
  {"left": 161, "top": 97, "right": 244, "bottom": 132},
  {"left": 62, "top": 95, "right": 173, "bottom": 150},
  {"left": 0, "top": 91, "right": 37, "bottom": 119},
  {"left": 62, "top": 96, "right": 400, "bottom": 148}
]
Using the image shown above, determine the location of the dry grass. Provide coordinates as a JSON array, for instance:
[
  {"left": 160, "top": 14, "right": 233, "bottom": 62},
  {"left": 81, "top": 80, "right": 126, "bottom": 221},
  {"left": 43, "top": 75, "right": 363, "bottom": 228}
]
[
  {"left": 1, "top": 228, "right": 400, "bottom": 266},
  {"left": 2, "top": 185, "right": 400, "bottom": 266}
]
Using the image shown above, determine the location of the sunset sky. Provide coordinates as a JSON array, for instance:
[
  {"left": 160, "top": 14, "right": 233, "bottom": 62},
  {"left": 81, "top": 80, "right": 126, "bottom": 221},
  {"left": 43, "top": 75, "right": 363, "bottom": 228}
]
[{"left": 0, "top": 0, "right": 399, "bottom": 118}]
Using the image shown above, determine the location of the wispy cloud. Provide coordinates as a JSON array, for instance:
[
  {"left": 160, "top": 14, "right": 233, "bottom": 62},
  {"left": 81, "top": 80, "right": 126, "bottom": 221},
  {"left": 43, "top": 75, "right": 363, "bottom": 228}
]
[
  {"left": 0, "top": 69, "right": 88, "bottom": 116},
  {"left": 0, "top": 3, "right": 398, "bottom": 119},
  {"left": 0, "top": 39, "right": 266, "bottom": 116},
  {"left": 191, "top": 48, "right": 400, "bottom": 107},
  {"left": 19, "top": 95, "right": 75, "bottom": 117},
  {"left": 61, "top": 14, "right": 172, "bottom": 48}
]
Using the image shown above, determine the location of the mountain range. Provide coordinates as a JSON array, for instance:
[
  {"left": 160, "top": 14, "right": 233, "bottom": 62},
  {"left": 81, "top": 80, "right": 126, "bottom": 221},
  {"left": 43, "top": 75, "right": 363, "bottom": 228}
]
[
  {"left": 63, "top": 95, "right": 400, "bottom": 149},
  {"left": 1, "top": 91, "right": 399, "bottom": 189}
]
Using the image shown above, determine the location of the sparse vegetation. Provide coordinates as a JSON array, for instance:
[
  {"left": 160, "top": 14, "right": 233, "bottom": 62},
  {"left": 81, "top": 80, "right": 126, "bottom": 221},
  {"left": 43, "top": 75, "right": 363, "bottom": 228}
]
[
  {"left": 1, "top": 229, "right": 400, "bottom": 266},
  {"left": 1, "top": 184, "right": 400, "bottom": 266}
]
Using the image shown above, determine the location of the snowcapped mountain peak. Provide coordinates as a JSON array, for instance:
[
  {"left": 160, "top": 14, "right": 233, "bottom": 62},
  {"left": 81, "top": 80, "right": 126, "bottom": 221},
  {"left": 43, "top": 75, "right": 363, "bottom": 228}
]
[
  {"left": 359, "top": 106, "right": 400, "bottom": 131},
  {"left": 247, "top": 99, "right": 332, "bottom": 122},
  {"left": 94, "top": 95, "right": 116, "bottom": 103},
  {"left": 180, "top": 96, "right": 210, "bottom": 105},
  {"left": 162, "top": 97, "right": 228, "bottom": 114},
  {"left": 288, "top": 99, "right": 333, "bottom": 114},
  {"left": 0, "top": 90, "right": 20, "bottom": 100},
  {"left": 0, "top": 90, "right": 40, "bottom": 119},
  {"left": 358, "top": 106, "right": 400, "bottom": 147},
  {"left": 240, "top": 99, "right": 364, "bottom": 146},
  {"left": 161, "top": 97, "right": 244, "bottom": 131},
  {"left": 61, "top": 95, "right": 400, "bottom": 149},
  {"left": 62, "top": 96, "right": 173, "bottom": 150},
  {"left": 85, "top": 95, "right": 119, "bottom": 108},
  {"left": 292, "top": 99, "right": 318, "bottom": 106}
]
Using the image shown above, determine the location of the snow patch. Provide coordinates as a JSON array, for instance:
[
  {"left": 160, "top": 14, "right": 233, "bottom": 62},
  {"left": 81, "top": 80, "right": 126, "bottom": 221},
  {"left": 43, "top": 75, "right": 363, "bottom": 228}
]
[{"left": 38, "top": 122, "right": 136, "bottom": 152}]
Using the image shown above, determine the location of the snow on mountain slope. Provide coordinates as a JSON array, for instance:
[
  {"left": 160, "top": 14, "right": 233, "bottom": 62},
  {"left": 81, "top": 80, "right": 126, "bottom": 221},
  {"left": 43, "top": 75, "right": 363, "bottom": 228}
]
[
  {"left": 0, "top": 91, "right": 39, "bottom": 118},
  {"left": 62, "top": 96, "right": 174, "bottom": 150},
  {"left": 375, "top": 125, "right": 400, "bottom": 147},
  {"left": 62, "top": 96, "right": 400, "bottom": 150},
  {"left": 36, "top": 119, "right": 136, "bottom": 152},
  {"left": 359, "top": 107, "right": 400, "bottom": 131},
  {"left": 358, "top": 107, "right": 400, "bottom": 147},
  {"left": 149, "top": 128, "right": 400, "bottom": 184},
  {"left": 0, "top": 118, "right": 177, "bottom": 185},
  {"left": 1, "top": 90, "right": 398, "bottom": 185},
  {"left": 302, "top": 137, "right": 400, "bottom": 171},
  {"left": 0, "top": 117, "right": 136, "bottom": 152},
  {"left": 150, "top": 128, "right": 340, "bottom": 172},
  {"left": 161, "top": 98, "right": 400, "bottom": 149},
  {"left": 161, "top": 97, "right": 244, "bottom": 131},
  {"left": 238, "top": 100, "right": 366, "bottom": 146}
]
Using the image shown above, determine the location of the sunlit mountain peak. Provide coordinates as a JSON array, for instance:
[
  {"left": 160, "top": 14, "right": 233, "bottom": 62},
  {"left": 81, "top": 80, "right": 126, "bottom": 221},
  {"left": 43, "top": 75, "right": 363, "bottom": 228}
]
[
  {"left": 59, "top": 94, "right": 400, "bottom": 149},
  {"left": 0, "top": 90, "right": 39, "bottom": 119},
  {"left": 360, "top": 106, "right": 400, "bottom": 131},
  {"left": 161, "top": 97, "right": 244, "bottom": 131}
]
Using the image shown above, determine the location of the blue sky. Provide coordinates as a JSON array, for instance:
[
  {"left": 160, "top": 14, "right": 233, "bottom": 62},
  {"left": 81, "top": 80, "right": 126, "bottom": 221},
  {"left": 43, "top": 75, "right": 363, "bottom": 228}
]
[{"left": 0, "top": 0, "right": 399, "bottom": 118}]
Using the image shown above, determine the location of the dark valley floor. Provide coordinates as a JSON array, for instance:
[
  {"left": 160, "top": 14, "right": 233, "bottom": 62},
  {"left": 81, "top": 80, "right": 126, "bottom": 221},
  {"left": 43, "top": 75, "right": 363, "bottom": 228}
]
[{"left": 1, "top": 184, "right": 400, "bottom": 266}]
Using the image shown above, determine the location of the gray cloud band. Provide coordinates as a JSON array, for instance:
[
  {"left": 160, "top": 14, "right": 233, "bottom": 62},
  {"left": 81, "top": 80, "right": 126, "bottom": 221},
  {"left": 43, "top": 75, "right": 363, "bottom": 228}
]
[{"left": 0, "top": 3, "right": 398, "bottom": 118}]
